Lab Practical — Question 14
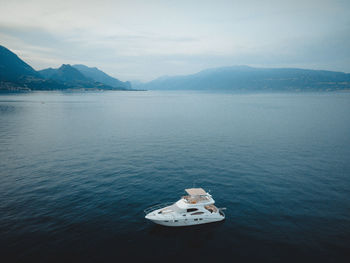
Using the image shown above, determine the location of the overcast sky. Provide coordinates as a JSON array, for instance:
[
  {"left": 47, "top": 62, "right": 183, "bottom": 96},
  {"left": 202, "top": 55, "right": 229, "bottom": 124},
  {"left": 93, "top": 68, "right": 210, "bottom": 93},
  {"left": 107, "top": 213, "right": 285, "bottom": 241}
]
[{"left": 0, "top": 0, "right": 349, "bottom": 81}]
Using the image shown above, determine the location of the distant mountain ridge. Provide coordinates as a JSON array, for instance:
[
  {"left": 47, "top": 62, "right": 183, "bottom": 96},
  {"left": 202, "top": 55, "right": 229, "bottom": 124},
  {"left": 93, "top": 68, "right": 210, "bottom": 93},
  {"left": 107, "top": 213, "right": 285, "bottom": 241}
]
[
  {"left": 138, "top": 66, "right": 350, "bottom": 91},
  {"left": 2, "top": 44, "right": 350, "bottom": 92},
  {"left": 73, "top": 64, "right": 131, "bottom": 89},
  {"left": 39, "top": 64, "right": 89, "bottom": 82},
  {"left": 0, "top": 45, "right": 132, "bottom": 91}
]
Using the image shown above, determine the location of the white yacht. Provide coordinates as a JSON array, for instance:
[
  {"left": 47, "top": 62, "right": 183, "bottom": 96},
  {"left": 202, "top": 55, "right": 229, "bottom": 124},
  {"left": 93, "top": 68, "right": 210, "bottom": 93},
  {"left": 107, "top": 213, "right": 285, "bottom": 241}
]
[{"left": 144, "top": 188, "right": 225, "bottom": 227}]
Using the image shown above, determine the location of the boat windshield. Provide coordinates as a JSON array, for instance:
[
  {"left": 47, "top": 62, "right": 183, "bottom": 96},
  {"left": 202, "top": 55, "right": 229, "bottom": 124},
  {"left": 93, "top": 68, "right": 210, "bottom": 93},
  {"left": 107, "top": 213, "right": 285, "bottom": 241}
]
[{"left": 159, "top": 204, "right": 183, "bottom": 214}]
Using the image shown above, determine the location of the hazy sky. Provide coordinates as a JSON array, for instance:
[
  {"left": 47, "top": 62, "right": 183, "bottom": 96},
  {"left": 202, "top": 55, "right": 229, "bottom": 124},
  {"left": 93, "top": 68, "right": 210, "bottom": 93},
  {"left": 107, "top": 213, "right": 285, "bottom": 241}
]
[{"left": 0, "top": 0, "right": 349, "bottom": 81}]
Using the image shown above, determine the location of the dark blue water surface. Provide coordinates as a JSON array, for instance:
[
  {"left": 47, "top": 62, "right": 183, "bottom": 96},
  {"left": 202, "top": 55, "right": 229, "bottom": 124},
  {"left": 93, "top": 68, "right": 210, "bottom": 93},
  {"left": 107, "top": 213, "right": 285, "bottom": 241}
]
[{"left": 0, "top": 91, "right": 350, "bottom": 262}]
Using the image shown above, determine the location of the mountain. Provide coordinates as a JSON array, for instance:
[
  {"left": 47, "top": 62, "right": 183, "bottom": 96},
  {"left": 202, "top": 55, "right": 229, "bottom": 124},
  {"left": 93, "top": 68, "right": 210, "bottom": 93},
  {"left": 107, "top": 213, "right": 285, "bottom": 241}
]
[
  {"left": 0, "top": 45, "right": 65, "bottom": 91},
  {"left": 38, "top": 67, "right": 57, "bottom": 79},
  {"left": 139, "top": 66, "right": 350, "bottom": 91},
  {"left": 73, "top": 64, "right": 131, "bottom": 89},
  {"left": 0, "top": 45, "right": 40, "bottom": 82},
  {"left": 39, "top": 64, "right": 90, "bottom": 82},
  {"left": 38, "top": 64, "right": 129, "bottom": 90},
  {"left": 0, "top": 45, "right": 132, "bottom": 91}
]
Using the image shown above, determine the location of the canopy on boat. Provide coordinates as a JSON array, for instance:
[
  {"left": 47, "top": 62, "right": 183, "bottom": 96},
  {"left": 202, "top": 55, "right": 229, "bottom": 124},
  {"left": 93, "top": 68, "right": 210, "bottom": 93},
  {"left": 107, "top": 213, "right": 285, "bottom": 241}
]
[{"left": 185, "top": 188, "right": 206, "bottom": 196}]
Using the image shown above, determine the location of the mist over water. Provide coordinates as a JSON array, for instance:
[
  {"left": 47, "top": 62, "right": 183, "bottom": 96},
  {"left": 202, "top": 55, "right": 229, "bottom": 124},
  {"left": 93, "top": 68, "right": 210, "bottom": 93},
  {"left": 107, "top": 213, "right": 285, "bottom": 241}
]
[{"left": 0, "top": 91, "right": 350, "bottom": 262}]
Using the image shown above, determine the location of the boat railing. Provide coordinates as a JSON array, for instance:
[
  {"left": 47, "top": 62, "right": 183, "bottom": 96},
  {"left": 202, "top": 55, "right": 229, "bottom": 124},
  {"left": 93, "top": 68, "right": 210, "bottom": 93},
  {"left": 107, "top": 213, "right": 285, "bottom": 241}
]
[
  {"left": 144, "top": 202, "right": 174, "bottom": 214},
  {"left": 183, "top": 195, "right": 212, "bottom": 204}
]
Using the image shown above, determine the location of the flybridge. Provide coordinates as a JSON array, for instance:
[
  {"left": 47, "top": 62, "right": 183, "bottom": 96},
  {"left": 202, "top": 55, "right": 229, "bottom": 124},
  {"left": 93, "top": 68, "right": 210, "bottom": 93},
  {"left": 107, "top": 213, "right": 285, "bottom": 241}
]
[
  {"left": 185, "top": 188, "right": 207, "bottom": 196},
  {"left": 182, "top": 188, "right": 213, "bottom": 204}
]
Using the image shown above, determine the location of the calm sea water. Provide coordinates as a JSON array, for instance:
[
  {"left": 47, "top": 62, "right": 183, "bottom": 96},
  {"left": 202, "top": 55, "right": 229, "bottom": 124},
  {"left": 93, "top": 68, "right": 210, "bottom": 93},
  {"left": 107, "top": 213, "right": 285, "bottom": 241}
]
[{"left": 0, "top": 91, "right": 349, "bottom": 262}]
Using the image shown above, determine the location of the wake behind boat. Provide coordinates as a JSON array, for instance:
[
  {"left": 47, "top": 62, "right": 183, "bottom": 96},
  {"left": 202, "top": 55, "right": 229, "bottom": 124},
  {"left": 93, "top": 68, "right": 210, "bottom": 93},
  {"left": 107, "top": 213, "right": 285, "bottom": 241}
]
[{"left": 144, "top": 188, "right": 225, "bottom": 227}]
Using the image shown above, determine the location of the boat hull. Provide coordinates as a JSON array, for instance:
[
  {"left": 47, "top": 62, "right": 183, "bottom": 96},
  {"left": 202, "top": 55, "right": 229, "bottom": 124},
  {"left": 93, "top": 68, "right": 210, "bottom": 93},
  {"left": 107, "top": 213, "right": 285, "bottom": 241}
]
[{"left": 148, "top": 215, "right": 225, "bottom": 227}]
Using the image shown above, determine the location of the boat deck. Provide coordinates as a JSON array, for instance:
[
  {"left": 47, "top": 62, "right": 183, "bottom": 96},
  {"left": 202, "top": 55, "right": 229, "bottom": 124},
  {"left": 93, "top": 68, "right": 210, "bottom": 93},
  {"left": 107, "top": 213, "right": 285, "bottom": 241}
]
[{"left": 205, "top": 204, "right": 218, "bottom": 213}]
